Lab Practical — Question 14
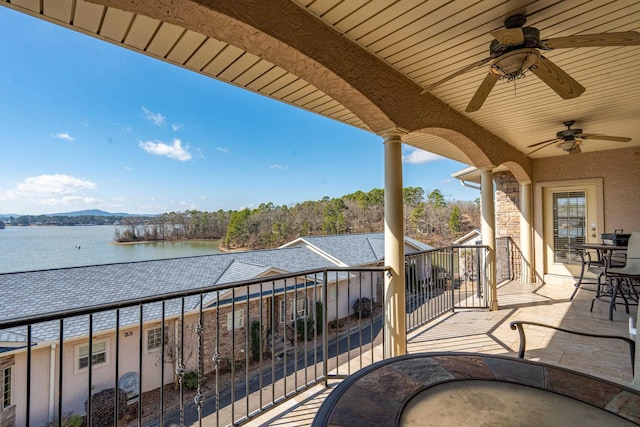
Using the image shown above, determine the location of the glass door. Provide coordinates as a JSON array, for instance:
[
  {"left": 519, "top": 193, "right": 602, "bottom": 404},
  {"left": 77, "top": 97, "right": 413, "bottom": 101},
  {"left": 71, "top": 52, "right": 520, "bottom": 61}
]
[
  {"left": 543, "top": 184, "right": 600, "bottom": 277},
  {"left": 552, "top": 191, "right": 586, "bottom": 264}
]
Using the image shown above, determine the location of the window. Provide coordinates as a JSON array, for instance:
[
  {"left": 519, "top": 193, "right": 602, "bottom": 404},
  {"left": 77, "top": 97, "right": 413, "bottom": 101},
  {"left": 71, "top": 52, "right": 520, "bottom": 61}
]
[
  {"left": 227, "top": 310, "right": 244, "bottom": 331},
  {"left": 553, "top": 191, "right": 586, "bottom": 264},
  {"left": 77, "top": 340, "right": 108, "bottom": 371},
  {"left": 2, "top": 367, "right": 11, "bottom": 409},
  {"left": 280, "top": 292, "right": 308, "bottom": 323},
  {"left": 147, "top": 327, "right": 163, "bottom": 351}
]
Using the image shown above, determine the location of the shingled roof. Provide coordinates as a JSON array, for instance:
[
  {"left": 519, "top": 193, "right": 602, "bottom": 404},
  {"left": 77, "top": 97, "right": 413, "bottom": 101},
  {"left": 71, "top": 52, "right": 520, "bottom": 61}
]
[
  {"left": 0, "top": 233, "right": 428, "bottom": 343},
  {"left": 280, "top": 233, "right": 432, "bottom": 266}
]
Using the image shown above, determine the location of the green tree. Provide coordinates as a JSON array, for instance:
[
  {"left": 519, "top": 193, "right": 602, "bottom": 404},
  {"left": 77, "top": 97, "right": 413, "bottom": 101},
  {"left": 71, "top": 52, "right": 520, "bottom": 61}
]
[
  {"left": 367, "top": 188, "right": 384, "bottom": 205},
  {"left": 322, "top": 198, "right": 348, "bottom": 235},
  {"left": 408, "top": 202, "right": 426, "bottom": 233},
  {"left": 427, "top": 189, "right": 447, "bottom": 208},
  {"left": 403, "top": 187, "right": 425, "bottom": 208},
  {"left": 448, "top": 205, "right": 462, "bottom": 233},
  {"left": 224, "top": 208, "right": 251, "bottom": 248}
]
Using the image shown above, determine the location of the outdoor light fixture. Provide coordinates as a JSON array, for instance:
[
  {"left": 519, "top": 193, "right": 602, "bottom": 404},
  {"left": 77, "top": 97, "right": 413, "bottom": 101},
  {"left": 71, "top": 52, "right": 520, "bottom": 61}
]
[
  {"left": 557, "top": 139, "right": 581, "bottom": 153},
  {"left": 490, "top": 48, "right": 541, "bottom": 82}
]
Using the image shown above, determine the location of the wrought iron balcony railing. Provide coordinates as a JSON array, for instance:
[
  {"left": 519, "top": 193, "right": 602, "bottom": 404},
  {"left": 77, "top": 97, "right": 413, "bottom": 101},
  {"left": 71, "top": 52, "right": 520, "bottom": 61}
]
[{"left": 0, "top": 245, "right": 488, "bottom": 426}]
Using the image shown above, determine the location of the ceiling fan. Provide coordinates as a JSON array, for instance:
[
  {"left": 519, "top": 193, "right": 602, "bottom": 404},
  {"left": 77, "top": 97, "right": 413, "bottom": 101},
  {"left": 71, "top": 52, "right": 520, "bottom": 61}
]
[
  {"left": 526, "top": 120, "right": 632, "bottom": 155},
  {"left": 421, "top": 14, "right": 640, "bottom": 112}
]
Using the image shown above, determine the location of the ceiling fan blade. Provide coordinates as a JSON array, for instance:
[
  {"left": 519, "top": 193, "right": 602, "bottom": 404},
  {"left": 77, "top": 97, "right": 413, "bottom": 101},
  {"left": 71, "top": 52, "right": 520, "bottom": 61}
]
[
  {"left": 527, "top": 137, "right": 561, "bottom": 148},
  {"left": 579, "top": 133, "right": 632, "bottom": 142},
  {"left": 526, "top": 141, "right": 555, "bottom": 156},
  {"left": 421, "top": 57, "right": 492, "bottom": 94},
  {"left": 465, "top": 72, "right": 499, "bottom": 112},
  {"left": 530, "top": 56, "right": 585, "bottom": 99},
  {"left": 540, "top": 31, "right": 640, "bottom": 49},
  {"left": 491, "top": 28, "right": 524, "bottom": 45}
]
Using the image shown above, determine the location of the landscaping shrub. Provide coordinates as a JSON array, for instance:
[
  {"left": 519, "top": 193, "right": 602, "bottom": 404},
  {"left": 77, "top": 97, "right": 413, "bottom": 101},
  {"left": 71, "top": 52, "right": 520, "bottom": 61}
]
[
  {"left": 85, "top": 388, "right": 129, "bottom": 427},
  {"left": 295, "top": 318, "right": 315, "bottom": 341},
  {"left": 250, "top": 320, "right": 262, "bottom": 361},
  {"left": 61, "top": 413, "right": 83, "bottom": 427},
  {"left": 329, "top": 319, "right": 345, "bottom": 329},
  {"left": 183, "top": 371, "right": 206, "bottom": 390},
  {"left": 352, "top": 297, "right": 372, "bottom": 318}
]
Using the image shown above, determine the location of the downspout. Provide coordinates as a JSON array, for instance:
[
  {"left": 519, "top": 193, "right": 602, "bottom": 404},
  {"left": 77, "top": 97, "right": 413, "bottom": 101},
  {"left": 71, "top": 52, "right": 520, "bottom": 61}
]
[
  {"left": 460, "top": 180, "right": 481, "bottom": 190},
  {"left": 49, "top": 343, "right": 56, "bottom": 424}
]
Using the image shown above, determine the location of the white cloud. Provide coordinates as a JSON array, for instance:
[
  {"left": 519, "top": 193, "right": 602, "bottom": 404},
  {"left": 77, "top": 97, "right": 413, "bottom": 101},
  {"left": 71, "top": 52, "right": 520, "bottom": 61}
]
[
  {"left": 15, "top": 174, "right": 96, "bottom": 195},
  {"left": 270, "top": 164, "right": 287, "bottom": 170},
  {"left": 53, "top": 132, "right": 74, "bottom": 141},
  {"left": 172, "top": 123, "right": 182, "bottom": 131},
  {"left": 0, "top": 174, "right": 99, "bottom": 208},
  {"left": 141, "top": 106, "right": 165, "bottom": 126},
  {"left": 139, "top": 139, "right": 192, "bottom": 161},
  {"left": 216, "top": 147, "right": 230, "bottom": 154},
  {"left": 402, "top": 148, "right": 443, "bottom": 164}
]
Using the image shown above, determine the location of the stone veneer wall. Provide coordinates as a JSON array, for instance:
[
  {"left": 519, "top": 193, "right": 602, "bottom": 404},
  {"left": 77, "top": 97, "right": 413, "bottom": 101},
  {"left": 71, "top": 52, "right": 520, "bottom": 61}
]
[
  {"left": 494, "top": 172, "right": 522, "bottom": 282},
  {"left": 494, "top": 172, "right": 520, "bottom": 244}
]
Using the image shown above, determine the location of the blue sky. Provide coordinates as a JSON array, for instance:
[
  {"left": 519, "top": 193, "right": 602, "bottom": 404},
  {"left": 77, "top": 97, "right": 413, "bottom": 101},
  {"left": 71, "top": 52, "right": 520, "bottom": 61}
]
[{"left": 0, "top": 7, "right": 479, "bottom": 216}]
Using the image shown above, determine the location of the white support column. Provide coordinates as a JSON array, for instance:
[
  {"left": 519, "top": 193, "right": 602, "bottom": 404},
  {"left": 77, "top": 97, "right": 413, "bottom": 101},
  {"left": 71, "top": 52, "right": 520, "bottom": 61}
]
[
  {"left": 519, "top": 182, "right": 534, "bottom": 283},
  {"left": 480, "top": 168, "right": 498, "bottom": 310},
  {"left": 381, "top": 129, "right": 406, "bottom": 357}
]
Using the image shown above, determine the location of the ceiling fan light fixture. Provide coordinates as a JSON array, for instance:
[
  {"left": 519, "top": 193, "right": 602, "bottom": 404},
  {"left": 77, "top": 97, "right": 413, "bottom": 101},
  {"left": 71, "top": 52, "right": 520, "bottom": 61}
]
[
  {"left": 490, "top": 48, "right": 540, "bottom": 82},
  {"left": 557, "top": 139, "right": 580, "bottom": 152}
]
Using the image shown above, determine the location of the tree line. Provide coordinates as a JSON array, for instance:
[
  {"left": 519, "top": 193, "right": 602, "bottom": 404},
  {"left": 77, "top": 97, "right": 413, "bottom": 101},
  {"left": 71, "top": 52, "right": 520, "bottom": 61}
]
[
  {"left": 7, "top": 214, "right": 122, "bottom": 227},
  {"left": 114, "top": 187, "right": 480, "bottom": 249}
]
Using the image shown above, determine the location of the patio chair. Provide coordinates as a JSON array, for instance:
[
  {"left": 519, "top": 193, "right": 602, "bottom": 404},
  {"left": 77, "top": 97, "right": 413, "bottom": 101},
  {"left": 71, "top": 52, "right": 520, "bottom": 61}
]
[
  {"left": 601, "top": 232, "right": 640, "bottom": 320},
  {"left": 512, "top": 235, "right": 640, "bottom": 387},
  {"left": 510, "top": 320, "right": 637, "bottom": 380}
]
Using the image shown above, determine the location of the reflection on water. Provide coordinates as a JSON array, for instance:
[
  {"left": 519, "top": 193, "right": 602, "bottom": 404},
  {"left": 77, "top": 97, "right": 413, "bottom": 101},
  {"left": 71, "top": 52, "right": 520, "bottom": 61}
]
[{"left": 0, "top": 225, "right": 222, "bottom": 273}]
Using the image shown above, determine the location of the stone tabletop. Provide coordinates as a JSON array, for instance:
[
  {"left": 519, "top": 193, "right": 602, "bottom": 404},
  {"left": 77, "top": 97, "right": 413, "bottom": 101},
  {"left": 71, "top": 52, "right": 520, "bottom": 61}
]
[{"left": 312, "top": 353, "right": 640, "bottom": 426}]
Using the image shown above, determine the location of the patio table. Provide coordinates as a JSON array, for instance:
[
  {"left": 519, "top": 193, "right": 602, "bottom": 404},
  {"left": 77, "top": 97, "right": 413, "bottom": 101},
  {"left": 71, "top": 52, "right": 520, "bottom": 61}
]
[
  {"left": 312, "top": 353, "right": 640, "bottom": 427},
  {"left": 567, "top": 243, "right": 627, "bottom": 306}
]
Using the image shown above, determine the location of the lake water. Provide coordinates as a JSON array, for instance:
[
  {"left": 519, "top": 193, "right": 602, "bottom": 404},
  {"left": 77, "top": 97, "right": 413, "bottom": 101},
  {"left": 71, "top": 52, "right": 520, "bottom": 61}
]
[{"left": 0, "top": 225, "right": 222, "bottom": 273}]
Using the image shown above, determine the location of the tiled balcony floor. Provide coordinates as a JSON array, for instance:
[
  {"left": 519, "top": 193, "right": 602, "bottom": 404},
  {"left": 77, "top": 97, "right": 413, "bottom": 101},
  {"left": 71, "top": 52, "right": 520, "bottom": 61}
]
[{"left": 245, "top": 280, "right": 637, "bottom": 426}]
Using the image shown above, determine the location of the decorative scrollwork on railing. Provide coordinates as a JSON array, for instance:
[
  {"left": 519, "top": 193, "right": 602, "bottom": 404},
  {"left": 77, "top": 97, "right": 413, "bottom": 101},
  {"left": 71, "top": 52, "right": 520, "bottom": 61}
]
[
  {"left": 212, "top": 348, "right": 220, "bottom": 370},
  {"left": 176, "top": 361, "right": 186, "bottom": 383},
  {"left": 195, "top": 320, "right": 205, "bottom": 412},
  {"left": 194, "top": 391, "right": 204, "bottom": 406}
]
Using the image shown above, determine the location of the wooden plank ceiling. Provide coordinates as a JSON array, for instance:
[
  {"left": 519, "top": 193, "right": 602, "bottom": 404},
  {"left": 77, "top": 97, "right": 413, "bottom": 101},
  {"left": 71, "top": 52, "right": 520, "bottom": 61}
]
[{"left": 3, "top": 0, "right": 639, "bottom": 163}]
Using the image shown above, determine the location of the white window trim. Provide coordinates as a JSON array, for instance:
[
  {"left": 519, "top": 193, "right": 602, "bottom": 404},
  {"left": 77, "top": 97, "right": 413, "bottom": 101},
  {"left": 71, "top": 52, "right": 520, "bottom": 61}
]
[
  {"left": 146, "top": 326, "right": 163, "bottom": 352},
  {"left": 227, "top": 309, "right": 244, "bottom": 331},
  {"left": 279, "top": 299, "right": 289, "bottom": 324},
  {"left": 75, "top": 339, "right": 109, "bottom": 374},
  {"left": 280, "top": 293, "right": 308, "bottom": 324},
  {"left": 2, "top": 366, "right": 11, "bottom": 409}
]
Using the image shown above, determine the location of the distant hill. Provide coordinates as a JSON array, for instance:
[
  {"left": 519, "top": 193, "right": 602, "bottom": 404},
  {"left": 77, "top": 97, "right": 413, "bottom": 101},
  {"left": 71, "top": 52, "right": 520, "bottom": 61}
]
[
  {"left": 48, "top": 209, "right": 145, "bottom": 217},
  {"left": 0, "top": 210, "right": 153, "bottom": 220}
]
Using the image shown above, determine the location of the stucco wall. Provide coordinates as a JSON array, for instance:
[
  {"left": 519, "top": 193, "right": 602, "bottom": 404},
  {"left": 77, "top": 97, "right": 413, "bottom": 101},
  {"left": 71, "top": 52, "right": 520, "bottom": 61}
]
[{"left": 533, "top": 146, "right": 640, "bottom": 233}]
